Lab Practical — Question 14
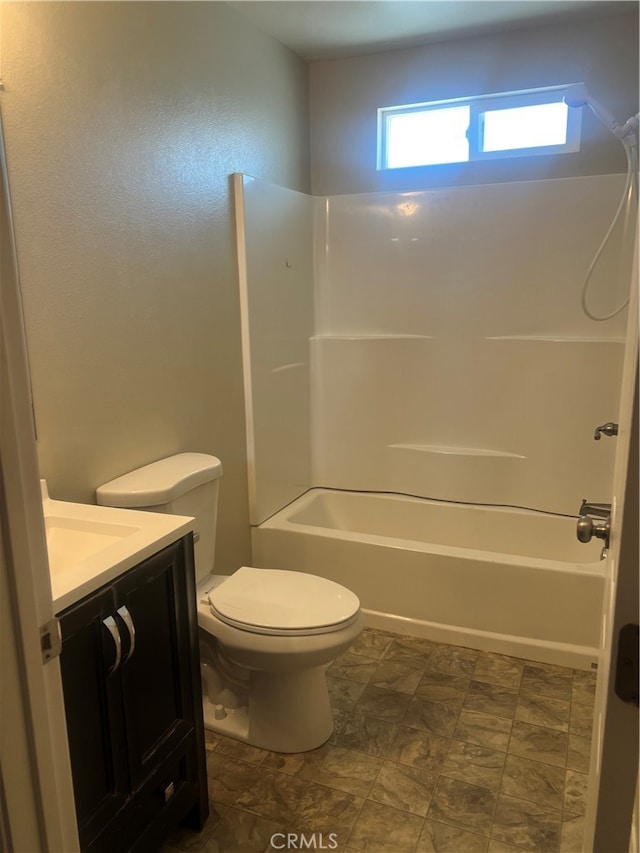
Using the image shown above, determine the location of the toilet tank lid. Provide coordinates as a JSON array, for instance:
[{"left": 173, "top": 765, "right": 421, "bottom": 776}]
[{"left": 96, "top": 453, "right": 223, "bottom": 508}]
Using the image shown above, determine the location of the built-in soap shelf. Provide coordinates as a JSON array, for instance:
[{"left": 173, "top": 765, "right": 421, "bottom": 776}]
[
  {"left": 388, "top": 443, "right": 525, "bottom": 459},
  {"left": 313, "top": 335, "right": 624, "bottom": 343},
  {"left": 270, "top": 361, "right": 307, "bottom": 375},
  {"left": 485, "top": 336, "right": 625, "bottom": 343},
  {"left": 311, "top": 334, "right": 433, "bottom": 341}
]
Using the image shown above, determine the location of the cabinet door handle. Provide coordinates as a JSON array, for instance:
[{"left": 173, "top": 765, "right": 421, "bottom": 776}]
[
  {"left": 117, "top": 605, "right": 136, "bottom": 664},
  {"left": 102, "top": 615, "right": 122, "bottom": 675}
]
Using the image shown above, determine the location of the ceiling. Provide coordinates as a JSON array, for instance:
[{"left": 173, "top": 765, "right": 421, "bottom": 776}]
[{"left": 227, "top": 0, "right": 635, "bottom": 61}]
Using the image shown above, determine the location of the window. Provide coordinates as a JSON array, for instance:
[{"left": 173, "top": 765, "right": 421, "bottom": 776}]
[{"left": 378, "top": 85, "right": 582, "bottom": 170}]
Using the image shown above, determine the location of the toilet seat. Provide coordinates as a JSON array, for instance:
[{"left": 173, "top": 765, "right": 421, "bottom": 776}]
[{"left": 206, "top": 567, "right": 361, "bottom": 637}]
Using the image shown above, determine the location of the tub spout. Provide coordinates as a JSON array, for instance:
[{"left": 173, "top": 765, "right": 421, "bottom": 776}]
[{"left": 594, "top": 422, "right": 618, "bottom": 440}]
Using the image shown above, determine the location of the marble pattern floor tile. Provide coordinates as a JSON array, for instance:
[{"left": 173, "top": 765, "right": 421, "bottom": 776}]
[
  {"left": 571, "top": 671, "right": 597, "bottom": 706},
  {"left": 491, "top": 794, "right": 562, "bottom": 852},
  {"left": 328, "top": 652, "right": 380, "bottom": 683},
  {"left": 500, "top": 754, "right": 565, "bottom": 810},
  {"left": 354, "top": 685, "right": 413, "bottom": 722},
  {"left": 463, "top": 681, "right": 519, "bottom": 720},
  {"left": 522, "top": 661, "right": 574, "bottom": 678},
  {"left": 232, "top": 768, "right": 313, "bottom": 824},
  {"left": 415, "top": 671, "right": 470, "bottom": 706},
  {"left": 454, "top": 710, "right": 513, "bottom": 752},
  {"left": 569, "top": 702, "right": 594, "bottom": 738},
  {"left": 327, "top": 675, "right": 367, "bottom": 711},
  {"left": 441, "top": 740, "right": 506, "bottom": 790},
  {"left": 294, "top": 785, "right": 364, "bottom": 836},
  {"left": 427, "top": 776, "right": 497, "bottom": 835},
  {"left": 402, "top": 696, "right": 460, "bottom": 737},
  {"left": 473, "top": 653, "right": 524, "bottom": 690},
  {"left": 214, "top": 738, "right": 268, "bottom": 765},
  {"left": 370, "top": 660, "right": 426, "bottom": 694},
  {"left": 559, "top": 812, "right": 586, "bottom": 852},
  {"left": 348, "top": 800, "right": 424, "bottom": 853},
  {"left": 166, "top": 629, "right": 598, "bottom": 853},
  {"left": 417, "top": 819, "right": 489, "bottom": 852},
  {"left": 307, "top": 745, "right": 383, "bottom": 798},
  {"left": 520, "top": 664, "right": 573, "bottom": 702},
  {"left": 566, "top": 734, "right": 591, "bottom": 773},
  {"left": 349, "top": 628, "right": 395, "bottom": 659},
  {"left": 487, "top": 839, "right": 535, "bottom": 852},
  {"left": 204, "top": 730, "right": 223, "bottom": 751},
  {"left": 507, "top": 720, "right": 568, "bottom": 768},
  {"left": 206, "top": 808, "right": 282, "bottom": 853},
  {"left": 427, "top": 644, "right": 480, "bottom": 677},
  {"left": 563, "top": 770, "right": 589, "bottom": 815},
  {"left": 205, "top": 753, "right": 261, "bottom": 805},
  {"left": 368, "top": 761, "right": 437, "bottom": 816},
  {"left": 330, "top": 710, "right": 399, "bottom": 757},
  {"left": 515, "top": 694, "right": 570, "bottom": 732},
  {"left": 387, "top": 726, "right": 451, "bottom": 773},
  {"left": 260, "top": 742, "right": 330, "bottom": 778},
  {"left": 383, "top": 636, "right": 436, "bottom": 669}
]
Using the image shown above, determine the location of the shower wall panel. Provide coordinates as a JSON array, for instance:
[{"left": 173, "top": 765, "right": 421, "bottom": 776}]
[
  {"left": 235, "top": 175, "right": 314, "bottom": 524},
  {"left": 313, "top": 175, "right": 628, "bottom": 515}
]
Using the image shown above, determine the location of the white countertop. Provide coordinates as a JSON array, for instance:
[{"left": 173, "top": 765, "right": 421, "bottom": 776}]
[{"left": 43, "top": 483, "right": 195, "bottom": 613}]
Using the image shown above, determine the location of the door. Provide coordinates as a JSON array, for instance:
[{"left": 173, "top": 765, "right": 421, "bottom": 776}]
[
  {"left": 116, "top": 542, "right": 196, "bottom": 790},
  {"left": 59, "top": 588, "right": 130, "bottom": 848},
  {"left": 584, "top": 248, "right": 639, "bottom": 851}
]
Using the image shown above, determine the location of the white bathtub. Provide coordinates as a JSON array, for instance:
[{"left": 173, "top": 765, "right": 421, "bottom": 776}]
[{"left": 251, "top": 489, "right": 605, "bottom": 669}]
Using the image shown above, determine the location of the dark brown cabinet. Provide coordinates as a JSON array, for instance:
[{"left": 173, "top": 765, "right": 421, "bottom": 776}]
[{"left": 59, "top": 536, "right": 208, "bottom": 852}]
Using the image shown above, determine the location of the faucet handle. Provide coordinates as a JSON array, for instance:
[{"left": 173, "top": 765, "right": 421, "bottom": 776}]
[
  {"left": 579, "top": 499, "right": 612, "bottom": 517},
  {"left": 594, "top": 422, "right": 619, "bottom": 440},
  {"left": 576, "top": 514, "right": 610, "bottom": 546}
]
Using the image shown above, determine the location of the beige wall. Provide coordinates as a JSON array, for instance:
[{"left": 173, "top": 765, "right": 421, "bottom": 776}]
[
  {"left": 0, "top": 1, "right": 309, "bottom": 573},
  {"left": 310, "top": 10, "right": 639, "bottom": 195}
]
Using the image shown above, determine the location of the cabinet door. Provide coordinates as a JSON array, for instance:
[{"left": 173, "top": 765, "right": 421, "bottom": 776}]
[
  {"left": 115, "top": 541, "right": 196, "bottom": 790},
  {"left": 59, "top": 587, "right": 129, "bottom": 849}
]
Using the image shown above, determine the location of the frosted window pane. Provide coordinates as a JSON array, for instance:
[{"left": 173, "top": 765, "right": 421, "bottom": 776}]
[
  {"left": 386, "top": 106, "right": 470, "bottom": 167},
  {"left": 482, "top": 102, "right": 569, "bottom": 152}
]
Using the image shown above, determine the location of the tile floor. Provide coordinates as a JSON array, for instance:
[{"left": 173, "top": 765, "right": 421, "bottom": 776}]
[{"left": 163, "top": 629, "right": 596, "bottom": 853}]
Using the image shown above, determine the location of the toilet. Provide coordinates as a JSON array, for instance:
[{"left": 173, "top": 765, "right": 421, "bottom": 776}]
[{"left": 96, "top": 453, "right": 364, "bottom": 753}]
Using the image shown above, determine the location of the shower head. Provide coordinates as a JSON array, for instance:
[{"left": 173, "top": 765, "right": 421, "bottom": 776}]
[{"left": 564, "top": 83, "right": 638, "bottom": 142}]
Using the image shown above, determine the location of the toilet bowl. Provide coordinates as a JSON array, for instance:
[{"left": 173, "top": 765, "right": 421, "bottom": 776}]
[
  {"left": 96, "top": 453, "right": 364, "bottom": 753},
  {"left": 197, "top": 567, "right": 364, "bottom": 752}
]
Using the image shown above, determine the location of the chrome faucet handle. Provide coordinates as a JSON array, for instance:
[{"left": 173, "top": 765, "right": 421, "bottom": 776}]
[
  {"left": 576, "top": 514, "right": 610, "bottom": 546},
  {"left": 594, "top": 422, "right": 619, "bottom": 440}
]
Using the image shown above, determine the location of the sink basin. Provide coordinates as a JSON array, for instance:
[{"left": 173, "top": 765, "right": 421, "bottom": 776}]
[
  {"left": 45, "top": 516, "right": 141, "bottom": 575},
  {"left": 41, "top": 480, "right": 194, "bottom": 612}
]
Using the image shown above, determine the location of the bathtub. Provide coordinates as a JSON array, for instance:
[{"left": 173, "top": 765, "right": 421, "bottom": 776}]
[{"left": 251, "top": 489, "right": 605, "bottom": 669}]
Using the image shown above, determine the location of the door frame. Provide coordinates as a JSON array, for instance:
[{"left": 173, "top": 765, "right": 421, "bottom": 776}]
[
  {"left": 585, "top": 241, "right": 639, "bottom": 851},
  {"left": 0, "top": 107, "right": 79, "bottom": 852}
]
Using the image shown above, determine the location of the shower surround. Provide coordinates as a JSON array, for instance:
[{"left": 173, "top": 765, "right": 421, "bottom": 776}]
[{"left": 234, "top": 172, "right": 627, "bottom": 666}]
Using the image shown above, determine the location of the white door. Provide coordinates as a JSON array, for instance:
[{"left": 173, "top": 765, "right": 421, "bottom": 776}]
[
  {"left": 584, "top": 245, "right": 639, "bottom": 852},
  {"left": 0, "top": 109, "right": 79, "bottom": 852}
]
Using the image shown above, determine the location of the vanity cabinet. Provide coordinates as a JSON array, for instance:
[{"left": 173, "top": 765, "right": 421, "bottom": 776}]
[{"left": 58, "top": 535, "right": 208, "bottom": 852}]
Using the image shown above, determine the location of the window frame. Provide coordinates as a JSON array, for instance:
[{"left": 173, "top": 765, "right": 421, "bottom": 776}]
[{"left": 377, "top": 84, "right": 583, "bottom": 170}]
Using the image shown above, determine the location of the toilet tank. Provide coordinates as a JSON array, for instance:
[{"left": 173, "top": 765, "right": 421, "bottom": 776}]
[{"left": 96, "top": 453, "right": 223, "bottom": 583}]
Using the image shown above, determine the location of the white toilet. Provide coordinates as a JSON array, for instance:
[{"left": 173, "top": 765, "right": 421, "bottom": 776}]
[{"left": 96, "top": 453, "right": 364, "bottom": 753}]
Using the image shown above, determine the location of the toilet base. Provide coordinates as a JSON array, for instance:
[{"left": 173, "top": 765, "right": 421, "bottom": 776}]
[
  {"left": 203, "top": 697, "right": 250, "bottom": 742},
  {"left": 202, "top": 664, "right": 334, "bottom": 753}
]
